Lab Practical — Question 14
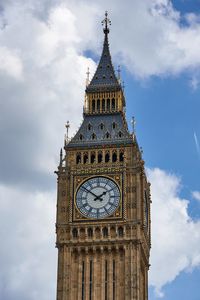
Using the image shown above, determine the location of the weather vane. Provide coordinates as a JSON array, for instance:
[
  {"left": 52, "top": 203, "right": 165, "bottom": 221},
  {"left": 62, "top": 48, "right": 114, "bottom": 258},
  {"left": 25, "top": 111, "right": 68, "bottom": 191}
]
[{"left": 101, "top": 11, "right": 111, "bottom": 34}]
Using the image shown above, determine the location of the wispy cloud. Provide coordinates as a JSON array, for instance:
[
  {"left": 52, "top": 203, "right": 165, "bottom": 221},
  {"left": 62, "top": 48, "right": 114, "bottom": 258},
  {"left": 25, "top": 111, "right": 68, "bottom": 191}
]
[
  {"left": 192, "top": 191, "right": 200, "bottom": 202},
  {"left": 194, "top": 131, "right": 200, "bottom": 158}
]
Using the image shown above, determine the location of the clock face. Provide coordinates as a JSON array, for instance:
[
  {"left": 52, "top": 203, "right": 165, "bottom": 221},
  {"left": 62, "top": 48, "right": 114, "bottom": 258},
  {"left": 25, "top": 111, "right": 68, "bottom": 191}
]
[{"left": 76, "top": 176, "right": 120, "bottom": 219}]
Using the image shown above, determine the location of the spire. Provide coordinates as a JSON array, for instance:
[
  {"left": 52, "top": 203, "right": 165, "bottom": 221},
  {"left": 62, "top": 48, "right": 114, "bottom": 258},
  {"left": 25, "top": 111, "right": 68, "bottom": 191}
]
[
  {"left": 86, "top": 12, "right": 121, "bottom": 93},
  {"left": 101, "top": 11, "right": 111, "bottom": 35}
]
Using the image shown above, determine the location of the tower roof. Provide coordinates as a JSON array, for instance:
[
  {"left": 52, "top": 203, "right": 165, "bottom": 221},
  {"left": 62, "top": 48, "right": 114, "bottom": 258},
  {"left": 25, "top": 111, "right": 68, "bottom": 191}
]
[{"left": 86, "top": 12, "right": 121, "bottom": 93}]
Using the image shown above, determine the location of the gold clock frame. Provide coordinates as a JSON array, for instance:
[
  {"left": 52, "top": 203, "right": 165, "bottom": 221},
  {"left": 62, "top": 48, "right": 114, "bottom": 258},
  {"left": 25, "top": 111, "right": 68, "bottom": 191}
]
[{"left": 73, "top": 174, "right": 123, "bottom": 222}]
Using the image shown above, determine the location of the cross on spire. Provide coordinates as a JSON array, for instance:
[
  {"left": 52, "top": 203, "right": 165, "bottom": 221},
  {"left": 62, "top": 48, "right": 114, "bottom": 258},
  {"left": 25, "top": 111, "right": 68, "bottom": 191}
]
[{"left": 101, "top": 11, "right": 111, "bottom": 35}]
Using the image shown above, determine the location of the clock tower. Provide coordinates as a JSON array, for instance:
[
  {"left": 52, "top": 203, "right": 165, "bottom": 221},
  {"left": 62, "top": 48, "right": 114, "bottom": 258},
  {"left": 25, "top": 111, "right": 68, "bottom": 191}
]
[{"left": 55, "top": 12, "right": 151, "bottom": 300}]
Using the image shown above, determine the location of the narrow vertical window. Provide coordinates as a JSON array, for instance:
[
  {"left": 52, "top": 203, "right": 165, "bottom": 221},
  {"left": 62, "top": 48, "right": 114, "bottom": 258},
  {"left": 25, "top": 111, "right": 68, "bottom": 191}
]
[
  {"left": 89, "top": 260, "right": 93, "bottom": 300},
  {"left": 105, "top": 260, "right": 108, "bottom": 300},
  {"left": 82, "top": 261, "right": 85, "bottom": 300},
  {"left": 113, "top": 260, "right": 115, "bottom": 300},
  {"left": 112, "top": 98, "right": 115, "bottom": 110},
  {"left": 97, "top": 99, "right": 100, "bottom": 112},
  {"left": 107, "top": 99, "right": 110, "bottom": 111},
  {"left": 92, "top": 100, "right": 95, "bottom": 112},
  {"left": 102, "top": 99, "right": 105, "bottom": 111}
]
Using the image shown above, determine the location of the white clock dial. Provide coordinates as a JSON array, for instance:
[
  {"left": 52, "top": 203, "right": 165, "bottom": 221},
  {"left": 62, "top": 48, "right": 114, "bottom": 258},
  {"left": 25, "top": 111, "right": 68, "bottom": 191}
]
[{"left": 76, "top": 176, "right": 120, "bottom": 219}]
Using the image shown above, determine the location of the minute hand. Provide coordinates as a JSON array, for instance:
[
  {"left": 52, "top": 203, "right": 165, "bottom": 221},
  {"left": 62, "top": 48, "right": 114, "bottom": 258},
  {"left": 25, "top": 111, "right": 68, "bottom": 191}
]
[{"left": 82, "top": 186, "right": 98, "bottom": 198}]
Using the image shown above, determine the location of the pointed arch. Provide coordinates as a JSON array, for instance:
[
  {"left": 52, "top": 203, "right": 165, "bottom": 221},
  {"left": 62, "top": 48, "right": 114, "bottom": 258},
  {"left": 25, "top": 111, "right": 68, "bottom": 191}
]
[
  {"left": 112, "top": 152, "right": 117, "bottom": 163},
  {"left": 84, "top": 153, "right": 88, "bottom": 164},
  {"left": 120, "top": 151, "right": 124, "bottom": 162},
  {"left": 98, "top": 152, "right": 103, "bottom": 163},
  {"left": 105, "top": 132, "right": 110, "bottom": 139},
  {"left": 103, "top": 227, "right": 108, "bottom": 237},
  {"left": 91, "top": 133, "right": 96, "bottom": 140},
  {"left": 105, "top": 152, "right": 110, "bottom": 163},
  {"left": 118, "top": 131, "right": 123, "bottom": 138},
  {"left": 91, "top": 152, "right": 96, "bottom": 163},
  {"left": 76, "top": 153, "right": 81, "bottom": 164}
]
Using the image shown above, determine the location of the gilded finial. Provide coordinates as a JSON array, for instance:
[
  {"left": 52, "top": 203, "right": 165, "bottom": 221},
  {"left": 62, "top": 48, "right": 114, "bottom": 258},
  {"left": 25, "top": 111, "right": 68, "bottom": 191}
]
[{"left": 101, "top": 11, "right": 111, "bottom": 35}]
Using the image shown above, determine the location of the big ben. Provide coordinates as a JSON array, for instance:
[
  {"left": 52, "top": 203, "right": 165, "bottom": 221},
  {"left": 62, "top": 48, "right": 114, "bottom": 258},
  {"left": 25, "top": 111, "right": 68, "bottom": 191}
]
[{"left": 55, "top": 12, "right": 151, "bottom": 300}]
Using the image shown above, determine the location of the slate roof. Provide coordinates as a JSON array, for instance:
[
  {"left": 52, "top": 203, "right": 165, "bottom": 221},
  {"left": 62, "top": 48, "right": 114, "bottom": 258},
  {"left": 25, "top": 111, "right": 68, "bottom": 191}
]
[
  {"left": 67, "top": 113, "right": 132, "bottom": 148},
  {"left": 86, "top": 32, "right": 121, "bottom": 93}
]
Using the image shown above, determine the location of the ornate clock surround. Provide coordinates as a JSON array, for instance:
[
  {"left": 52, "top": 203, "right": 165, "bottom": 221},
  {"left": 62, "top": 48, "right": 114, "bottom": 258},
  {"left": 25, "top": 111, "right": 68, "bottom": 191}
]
[{"left": 72, "top": 173, "right": 124, "bottom": 222}]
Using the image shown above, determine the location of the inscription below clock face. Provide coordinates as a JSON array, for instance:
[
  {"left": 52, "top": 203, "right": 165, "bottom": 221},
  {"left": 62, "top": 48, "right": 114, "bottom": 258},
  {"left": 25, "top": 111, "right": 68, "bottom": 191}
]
[{"left": 76, "top": 176, "right": 121, "bottom": 219}]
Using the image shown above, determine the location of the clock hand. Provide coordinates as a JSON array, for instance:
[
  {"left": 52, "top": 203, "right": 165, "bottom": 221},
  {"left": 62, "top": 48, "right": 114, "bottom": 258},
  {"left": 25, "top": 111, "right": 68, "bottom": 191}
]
[
  {"left": 94, "top": 191, "right": 107, "bottom": 201},
  {"left": 81, "top": 186, "right": 98, "bottom": 198}
]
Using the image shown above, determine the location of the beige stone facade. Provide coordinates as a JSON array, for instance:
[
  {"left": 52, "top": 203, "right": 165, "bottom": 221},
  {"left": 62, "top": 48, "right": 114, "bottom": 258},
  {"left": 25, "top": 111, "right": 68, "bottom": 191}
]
[{"left": 55, "top": 13, "right": 151, "bottom": 300}]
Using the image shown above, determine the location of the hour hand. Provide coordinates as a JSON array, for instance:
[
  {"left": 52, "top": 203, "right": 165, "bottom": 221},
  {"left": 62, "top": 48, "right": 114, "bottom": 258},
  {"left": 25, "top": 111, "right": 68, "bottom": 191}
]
[{"left": 94, "top": 191, "right": 107, "bottom": 201}]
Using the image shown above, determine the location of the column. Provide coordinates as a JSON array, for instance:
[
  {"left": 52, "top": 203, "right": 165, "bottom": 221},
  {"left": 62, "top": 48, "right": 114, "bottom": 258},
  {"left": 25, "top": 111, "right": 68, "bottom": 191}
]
[
  {"left": 108, "top": 249, "right": 113, "bottom": 300},
  {"left": 85, "top": 250, "right": 90, "bottom": 300}
]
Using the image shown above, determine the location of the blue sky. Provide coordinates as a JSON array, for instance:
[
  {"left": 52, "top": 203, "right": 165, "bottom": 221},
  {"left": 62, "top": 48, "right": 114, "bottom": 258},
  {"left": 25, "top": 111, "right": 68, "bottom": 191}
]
[
  {"left": 0, "top": 1, "right": 200, "bottom": 299},
  {"left": 124, "top": 73, "right": 200, "bottom": 299}
]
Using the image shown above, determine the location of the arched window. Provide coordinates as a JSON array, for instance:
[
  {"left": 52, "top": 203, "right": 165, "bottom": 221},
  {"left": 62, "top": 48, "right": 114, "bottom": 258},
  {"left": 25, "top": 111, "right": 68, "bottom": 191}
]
[
  {"left": 120, "top": 152, "right": 124, "bottom": 162},
  {"left": 88, "top": 228, "right": 93, "bottom": 238},
  {"left": 80, "top": 228, "right": 85, "bottom": 239},
  {"left": 107, "top": 99, "right": 110, "bottom": 111},
  {"left": 76, "top": 153, "right": 81, "bottom": 164},
  {"left": 118, "top": 227, "right": 123, "bottom": 237},
  {"left": 92, "top": 100, "right": 95, "bottom": 112},
  {"left": 112, "top": 122, "right": 116, "bottom": 129},
  {"left": 97, "top": 99, "right": 100, "bottom": 112},
  {"left": 91, "top": 153, "right": 95, "bottom": 164},
  {"left": 112, "top": 152, "right": 117, "bottom": 163},
  {"left": 88, "top": 123, "right": 92, "bottom": 131},
  {"left": 105, "top": 132, "right": 110, "bottom": 139},
  {"left": 118, "top": 131, "right": 123, "bottom": 138},
  {"left": 112, "top": 98, "right": 115, "bottom": 110},
  {"left": 105, "top": 152, "right": 110, "bottom": 163},
  {"left": 84, "top": 153, "right": 88, "bottom": 164},
  {"left": 91, "top": 133, "right": 96, "bottom": 140},
  {"left": 79, "top": 134, "right": 83, "bottom": 140},
  {"left": 102, "top": 99, "right": 105, "bottom": 111},
  {"left": 95, "top": 227, "right": 101, "bottom": 239},
  {"left": 103, "top": 227, "right": 108, "bottom": 237},
  {"left": 98, "top": 152, "right": 103, "bottom": 163},
  {"left": 100, "top": 123, "right": 104, "bottom": 130},
  {"left": 72, "top": 228, "right": 78, "bottom": 238}
]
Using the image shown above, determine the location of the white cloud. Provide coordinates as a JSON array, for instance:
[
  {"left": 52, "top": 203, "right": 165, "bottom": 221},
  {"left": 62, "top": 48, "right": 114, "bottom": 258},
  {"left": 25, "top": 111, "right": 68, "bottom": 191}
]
[
  {"left": 192, "top": 191, "right": 200, "bottom": 202},
  {"left": 0, "top": 184, "right": 56, "bottom": 300},
  {"left": 0, "top": 46, "right": 23, "bottom": 79},
  {"left": 148, "top": 168, "right": 200, "bottom": 297}
]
